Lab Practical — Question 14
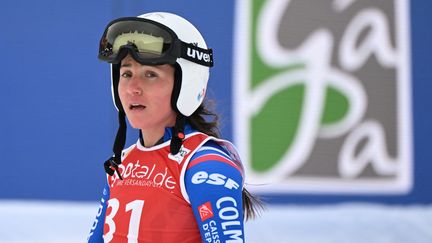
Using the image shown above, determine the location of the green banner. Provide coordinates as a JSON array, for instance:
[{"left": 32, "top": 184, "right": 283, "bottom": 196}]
[{"left": 233, "top": 0, "right": 412, "bottom": 194}]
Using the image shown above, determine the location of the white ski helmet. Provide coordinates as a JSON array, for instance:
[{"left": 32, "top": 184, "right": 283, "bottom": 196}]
[{"left": 99, "top": 12, "right": 213, "bottom": 116}]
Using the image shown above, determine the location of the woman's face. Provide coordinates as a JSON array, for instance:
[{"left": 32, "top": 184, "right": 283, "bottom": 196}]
[{"left": 118, "top": 55, "right": 176, "bottom": 133}]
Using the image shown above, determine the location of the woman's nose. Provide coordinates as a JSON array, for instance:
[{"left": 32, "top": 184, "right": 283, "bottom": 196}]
[{"left": 127, "top": 77, "right": 143, "bottom": 95}]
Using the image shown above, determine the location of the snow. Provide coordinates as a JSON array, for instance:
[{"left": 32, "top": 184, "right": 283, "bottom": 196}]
[{"left": 0, "top": 200, "right": 431, "bottom": 243}]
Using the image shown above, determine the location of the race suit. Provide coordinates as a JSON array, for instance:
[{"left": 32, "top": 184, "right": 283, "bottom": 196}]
[{"left": 87, "top": 125, "right": 245, "bottom": 243}]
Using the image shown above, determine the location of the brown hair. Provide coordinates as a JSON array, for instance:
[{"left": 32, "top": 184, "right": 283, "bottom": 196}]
[{"left": 187, "top": 102, "right": 264, "bottom": 220}]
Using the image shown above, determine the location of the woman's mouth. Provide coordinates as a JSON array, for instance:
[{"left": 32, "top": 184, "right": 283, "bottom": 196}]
[{"left": 129, "top": 103, "right": 146, "bottom": 110}]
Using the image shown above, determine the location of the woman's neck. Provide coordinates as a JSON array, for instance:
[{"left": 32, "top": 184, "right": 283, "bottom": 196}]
[{"left": 140, "top": 127, "right": 165, "bottom": 147}]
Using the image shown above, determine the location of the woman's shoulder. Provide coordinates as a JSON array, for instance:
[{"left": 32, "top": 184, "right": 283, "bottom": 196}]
[
  {"left": 194, "top": 140, "right": 229, "bottom": 158},
  {"left": 187, "top": 140, "right": 243, "bottom": 173}
]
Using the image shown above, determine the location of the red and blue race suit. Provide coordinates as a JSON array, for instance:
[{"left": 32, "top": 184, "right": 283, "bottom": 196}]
[{"left": 87, "top": 125, "right": 245, "bottom": 242}]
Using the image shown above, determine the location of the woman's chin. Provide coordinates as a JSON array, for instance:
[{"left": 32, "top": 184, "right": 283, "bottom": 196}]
[{"left": 128, "top": 119, "right": 146, "bottom": 130}]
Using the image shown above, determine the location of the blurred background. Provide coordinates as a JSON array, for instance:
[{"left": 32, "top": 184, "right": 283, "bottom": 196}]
[{"left": 1, "top": 0, "right": 431, "bottom": 242}]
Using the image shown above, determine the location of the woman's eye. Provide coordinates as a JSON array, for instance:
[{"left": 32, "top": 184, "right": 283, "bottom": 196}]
[
  {"left": 145, "top": 71, "right": 157, "bottom": 78},
  {"left": 121, "top": 72, "right": 132, "bottom": 78}
]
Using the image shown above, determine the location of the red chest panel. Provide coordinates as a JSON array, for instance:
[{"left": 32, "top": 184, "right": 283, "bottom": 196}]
[{"left": 103, "top": 133, "right": 209, "bottom": 243}]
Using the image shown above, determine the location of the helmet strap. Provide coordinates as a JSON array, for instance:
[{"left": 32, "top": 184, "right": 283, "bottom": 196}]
[
  {"left": 104, "top": 110, "right": 126, "bottom": 180},
  {"left": 170, "top": 114, "right": 186, "bottom": 155},
  {"left": 171, "top": 63, "right": 182, "bottom": 110},
  {"left": 169, "top": 62, "right": 186, "bottom": 155}
]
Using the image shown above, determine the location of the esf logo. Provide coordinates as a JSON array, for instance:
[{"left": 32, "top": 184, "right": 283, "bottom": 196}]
[{"left": 191, "top": 171, "right": 240, "bottom": 190}]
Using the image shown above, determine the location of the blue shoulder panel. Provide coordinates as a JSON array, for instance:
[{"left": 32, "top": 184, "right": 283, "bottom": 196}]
[{"left": 185, "top": 141, "right": 245, "bottom": 243}]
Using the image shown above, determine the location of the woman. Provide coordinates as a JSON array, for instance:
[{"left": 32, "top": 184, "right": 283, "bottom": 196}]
[{"left": 88, "top": 12, "right": 261, "bottom": 242}]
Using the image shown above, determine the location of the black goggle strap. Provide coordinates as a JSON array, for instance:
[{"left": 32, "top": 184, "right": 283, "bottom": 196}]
[
  {"left": 170, "top": 114, "right": 186, "bottom": 155},
  {"left": 180, "top": 42, "right": 213, "bottom": 67},
  {"left": 104, "top": 110, "right": 126, "bottom": 180}
]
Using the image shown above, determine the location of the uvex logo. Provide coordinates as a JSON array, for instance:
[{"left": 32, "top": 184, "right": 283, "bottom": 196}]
[{"left": 187, "top": 47, "right": 211, "bottom": 63}]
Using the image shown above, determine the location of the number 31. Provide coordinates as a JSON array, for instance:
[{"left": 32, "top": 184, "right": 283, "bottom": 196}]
[{"left": 104, "top": 198, "right": 145, "bottom": 243}]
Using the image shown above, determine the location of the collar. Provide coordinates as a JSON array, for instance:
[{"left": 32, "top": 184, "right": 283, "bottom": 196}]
[{"left": 138, "top": 124, "right": 196, "bottom": 147}]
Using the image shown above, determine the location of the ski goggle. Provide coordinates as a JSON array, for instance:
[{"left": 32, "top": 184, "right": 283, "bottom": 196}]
[{"left": 98, "top": 17, "right": 213, "bottom": 67}]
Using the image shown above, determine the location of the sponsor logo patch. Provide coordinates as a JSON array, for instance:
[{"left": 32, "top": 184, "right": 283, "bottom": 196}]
[
  {"left": 198, "top": 201, "right": 214, "bottom": 222},
  {"left": 168, "top": 146, "right": 191, "bottom": 164}
]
